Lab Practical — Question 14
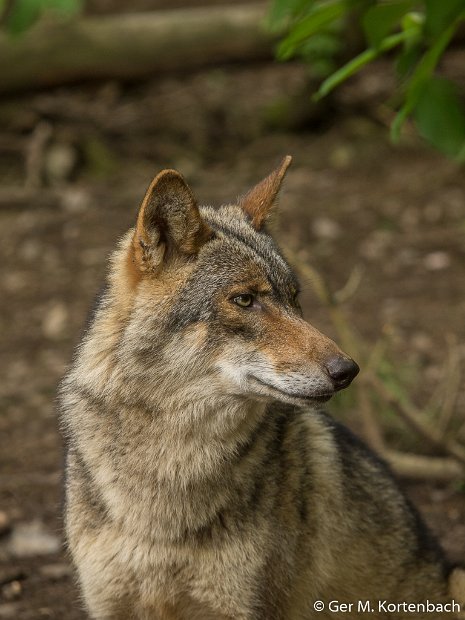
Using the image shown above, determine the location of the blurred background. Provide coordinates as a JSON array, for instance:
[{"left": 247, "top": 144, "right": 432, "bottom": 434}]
[{"left": 0, "top": 0, "right": 464, "bottom": 617}]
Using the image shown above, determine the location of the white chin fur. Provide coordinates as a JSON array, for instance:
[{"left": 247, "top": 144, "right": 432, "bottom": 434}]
[{"left": 216, "top": 358, "right": 333, "bottom": 405}]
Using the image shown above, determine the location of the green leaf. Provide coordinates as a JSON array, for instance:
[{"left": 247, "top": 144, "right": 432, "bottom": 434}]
[
  {"left": 401, "top": 10, "right": 425, "bottom": 33},
  {"left": 390, "top": 104, "right": 412, "bottom": 142},
  {"left": 297, "top": 30, "right": 342, "bottom": 75},
  {"left": 395, "top": 12, "right": 424, "bottom": 77},
  {"left": 396, "top": 43, "right": 421, "bottom": 77},
  {"left": 315, "top": 48, "right": 376, "bottom": 98},
  {"left": 277, "top": 0, "right": 349, "bottom": 60},
  {"left": 267, "top": 0, "right": 313, "bottom": 32},
  {"left": 6, "top": 0, "right": 43, "bottom": 35},
  {"left": 315, "top": 30, "right": 409, "bottom": 100},
  {"left": 424, "top": 0, "right": 465, "bottom": 38},
  {"left": 5, "top": 0, "right": 82, "bottom": 35},
  {"left": 363, "top": 0, "right": 416, "bottom": 49},
  {"left": 414, "top": 77, "right": 465, "bottom": 159},
  {"left": 391, "top": 19, "right": 458, "bottom": 140}
]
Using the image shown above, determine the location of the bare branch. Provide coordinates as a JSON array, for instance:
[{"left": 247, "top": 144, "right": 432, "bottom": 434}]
[
  {"left": 384, "top": 450, "right": 464, "bottom": 481},
  {"left": 334, "top": 265, "right": 363, "bottom": 304},
  {"left": 438, "top": 335, "right": 463, "bottom": 436},
  {"left": 367, "top": 373, "right": 465, "bottom": 466},
  {"left": 356, "top": 383, "right": 385, "bottom": 453}
]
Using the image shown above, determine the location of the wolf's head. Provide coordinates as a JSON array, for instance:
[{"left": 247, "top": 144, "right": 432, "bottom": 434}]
[{"left": 111, "top": 156, "right": 358, "bottom": 410}]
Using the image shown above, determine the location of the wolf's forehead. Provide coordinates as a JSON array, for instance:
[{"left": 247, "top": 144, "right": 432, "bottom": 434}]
[
  {"left": 165, "top": 209, "right": 297, "bottom": 328},
  {"left": 199, "top": 205, "right": 297, "bottom": 291}
]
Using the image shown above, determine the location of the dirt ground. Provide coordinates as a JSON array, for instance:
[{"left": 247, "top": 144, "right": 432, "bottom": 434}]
[{"left": 0, "top": 44, "right": 464, "bottom": 620}]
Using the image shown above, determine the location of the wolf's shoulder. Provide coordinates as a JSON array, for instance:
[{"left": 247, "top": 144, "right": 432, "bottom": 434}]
[{"left": 268, "top": 403, "right": 404, "bottom": 494}]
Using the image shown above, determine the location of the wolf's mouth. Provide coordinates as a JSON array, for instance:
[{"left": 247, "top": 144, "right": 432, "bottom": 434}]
[{"left": 249, "top": 376, "right": 333, "bottom": 403}]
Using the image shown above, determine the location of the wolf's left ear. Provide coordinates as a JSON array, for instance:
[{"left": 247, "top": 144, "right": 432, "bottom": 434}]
[
  {"left": 133, "top": 169, "right": 212, "bottom": 271},
  {"left": 239, "top": 155, "right": 292, "bottom": 230}
]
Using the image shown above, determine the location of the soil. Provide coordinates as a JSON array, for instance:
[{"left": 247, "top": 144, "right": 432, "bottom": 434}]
[{"left": 0, "top": 23, "right": 464, "bottom": 620}]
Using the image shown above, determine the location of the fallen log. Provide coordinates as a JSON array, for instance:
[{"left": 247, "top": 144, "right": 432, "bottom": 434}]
[{"left": 0, "top": 4, "right": 273, "bottom": 93}]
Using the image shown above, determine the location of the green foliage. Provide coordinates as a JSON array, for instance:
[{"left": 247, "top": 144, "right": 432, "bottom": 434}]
[
  {"left": 2, "top": 0, "right": 82, "bottom": 36},
  {"left": 269, "top": 0, "right": 465, "bottom": 160},
  {"left": 363, "top": 1, "right": 416, "bottom": 48},
  {"left": 414, "top": 77, "right": 465, "bottom": 158}
]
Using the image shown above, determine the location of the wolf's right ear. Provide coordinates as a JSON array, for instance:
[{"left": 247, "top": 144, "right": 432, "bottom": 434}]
[
  {"left": 132, "top": 170, "right": 212, "bottom": 271},
  {"left": 239, "top": 155, "right": 292, "bottom": 230}
]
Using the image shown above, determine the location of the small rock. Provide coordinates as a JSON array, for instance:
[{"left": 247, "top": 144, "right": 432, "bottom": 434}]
[
  {"left": 312, "top": 217, "right": 341, "bottom": 241},
  {"left": 423, "top": 251, "right": 451, "bottom": 271},
  {"left": 0, "top": 568, "right": 24, "bottom": 586},
  {"left": 0, "top": 513, "right": 10, "bottom": 538},
  {"left": 45, "top": 142, "right": 78, "bottom": 184},
  {"left": 42, "top": 303, "right": 68, "bottom": 340},
  {"left": 7, "top": 521, "right": 60, "bottom": 558},
  {"left": 61, "top": 187, "right": 91, "bottom": 214},
  {"left": 1, "top": 581, "right": 21, "bottom": 601},
  {"left": 328, "top": 144, "right": 353, "bottom": 169}
]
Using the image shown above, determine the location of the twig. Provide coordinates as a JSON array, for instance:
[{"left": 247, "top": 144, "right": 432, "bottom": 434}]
[
  {"left": 438, "top": 335, "right": 462, "bottom": 436},
  {"left": 365, "top": 325, "right": 396, "bottom": 371},
  {"left": 334, "top": 265, "right": 363, "bottom": 304},
  {"left": 285, "top": 249, "right": 334, "bottom": 307},
  {"left": 383, "top": 450, "right": 464, "bottom": 481},
  {"left": 367, "top": 373, "right": 465, "bottom": 466},
  {"left": 285, "top": 248, "right": 362, "bottom": 356},
  {"left": 25, "top": 121, "right": 52, "bottom": 188},
  {"left": 356, "top": 382, "right": 385, "bottom": 452},
  {"left": 458, "top": 421, "right": 465, "bottom": 442}
]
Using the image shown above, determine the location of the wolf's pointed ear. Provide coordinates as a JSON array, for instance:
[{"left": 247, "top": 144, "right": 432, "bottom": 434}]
[
  {"left": 133, "top": 170, "right": 212, "bottom": 271},
  {"left": 239, "top": 156, "right": 292, "bottom": 230}
]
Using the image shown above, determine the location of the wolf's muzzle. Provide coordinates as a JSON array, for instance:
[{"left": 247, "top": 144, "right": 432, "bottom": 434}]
[{"left": 324, "top": 356, "right": 359, "bottom": 391}]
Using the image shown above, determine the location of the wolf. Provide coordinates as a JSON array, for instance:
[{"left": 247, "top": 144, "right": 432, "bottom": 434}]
[{"left": 59, "top": 156, "right": 465, "bottom": 619}]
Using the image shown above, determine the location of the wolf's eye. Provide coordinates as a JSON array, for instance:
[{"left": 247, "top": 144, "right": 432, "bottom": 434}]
[{"left": 233, "top": 294, "right": 254, "bottom": 308}]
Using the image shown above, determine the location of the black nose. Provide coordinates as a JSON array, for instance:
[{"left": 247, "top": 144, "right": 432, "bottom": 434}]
[{"left": 325, "top": 356, "right": 359, "bottom": 390}]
